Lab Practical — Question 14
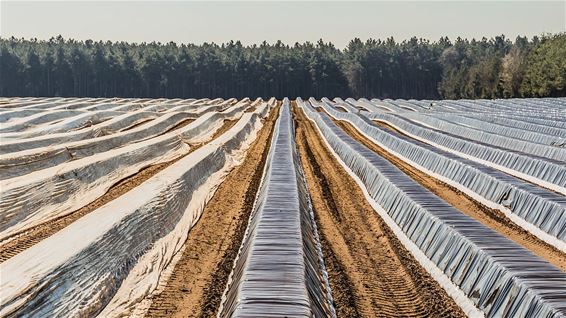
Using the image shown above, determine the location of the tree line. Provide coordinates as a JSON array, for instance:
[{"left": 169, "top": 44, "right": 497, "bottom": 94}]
[{"left": 1, "top": 34, "right": 564, "bottom": 99}]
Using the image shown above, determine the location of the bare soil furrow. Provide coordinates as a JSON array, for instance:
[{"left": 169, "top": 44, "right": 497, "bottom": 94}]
[
  {"left": 144, "top": 105, "right": 279, "bottom": 318},
  {"left": 0, "top": 119, "right": 239, "bottom": 263},
  {"left": 293, "top": 103, "right": 465, "bottom": 318},
  {"left": 338, "top": 120, "right": 566, "bottom": 272}
]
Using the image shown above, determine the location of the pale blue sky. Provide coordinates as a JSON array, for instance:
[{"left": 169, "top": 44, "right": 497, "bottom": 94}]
[{"left": 1, "top": 1, "right": 565, "bottom": 48}]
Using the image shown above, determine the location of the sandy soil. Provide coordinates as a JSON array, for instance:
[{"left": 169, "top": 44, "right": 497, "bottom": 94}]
[
  {"left": 0, "top": 119, "right": 238, "bottom": 263},
  {"left": 244, "top": 105, "right": 257, "bottom": 112},
  {"left": 143, "top": 106, "right": 279, "bottom": 318},
  {"left": 293, "top": 103, "right": 466, "bottom": 318},
  {"left": 363, "top": 120, "right": 566, "bottom": 272}
]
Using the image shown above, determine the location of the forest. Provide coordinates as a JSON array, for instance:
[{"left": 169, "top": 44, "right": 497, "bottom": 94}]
[{"left": 0, "top": 33, "right": 564, "bottom": 99}]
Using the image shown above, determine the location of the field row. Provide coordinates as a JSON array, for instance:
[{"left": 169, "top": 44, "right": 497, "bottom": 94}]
[{"left": 0, "top": 96, "right": 565, "bottom": 317}]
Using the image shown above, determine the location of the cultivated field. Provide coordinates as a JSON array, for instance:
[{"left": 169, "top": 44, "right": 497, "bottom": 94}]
[{"left": 0, "top": 96, "right": 565, "bottom": 318}]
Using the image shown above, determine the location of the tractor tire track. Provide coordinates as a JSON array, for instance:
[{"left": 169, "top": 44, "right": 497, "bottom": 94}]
[
  {"left": 143, "top": 105, "right": 279, "bottom": 318},
  {"left": 293, "top": 103, "right": 465, "bottom": 318}
]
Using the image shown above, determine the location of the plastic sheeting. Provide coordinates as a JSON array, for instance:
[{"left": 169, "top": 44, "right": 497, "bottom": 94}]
[
  {"left": 434, "top": 113, "right": 565, "bottom": 145},
  {"left": 81, "top": 103, "right": 130, "bottom": 112},
  {"left": 387, "top": 99, "right": 421, "bottom": 111},
  {"left": 0, "top": 108, "right": 51, "bottom": 123},
  {"left": 299, "top": 99, "right": 566, "bottom": 318},
  {"left": 5, "top": 100, "right": 74, "bottom": 111},
  {"left": 352, "top": 98, "right": 391, "bottom": 112},
  {"left": 494, "top": 112, "right": 566, "bottom": 129},
  {"left": 0, "top": 98, "right": 210, "bottom": 130},
  {"left": 319, "top": 100, "right": 566, "bottom": 248},
  {"left": 0, "top": 109, "right": 87, "bottom": 133},
  {"left": 399, "top": 112, "right": 566, "bottom": 162},
  {"left": 0, "top": 104, "right": 246, "bottom": 179},
  {"left": 0, "top": 103, "right": 270, "bottom": 318},
  {"left": 0, "top": 100, "right": 231, "bottom": 156},
  {"left": 0, "top": 110, "right": 124, "bottom": 140},
  {"left": 370, "top": 99, "right": 407, "bottom": 112},
  {"left": 165, "top": 103, "right": 229, "bottom": 114},
  {"left": 0, "top": 110, "right": 158, "bottom": 155},
  {"left": 447, "top": 100, "right": 566, "bottom": 124},
  {"left": 129, "top": 100, "right": 199, "bottom": 112},
  {"left": 456, "top": 113, "right": 566, "bottom": 138},
  {"left": 0, "top": 105, "right": 248, "bottom": 240},
  {"left": 322, "top": 97, "right": 358, "bottom": 113},
  {"left": 473, "top": 99, "right": 565, "bottom": 119},
  {"left": 364, "top": 112, "right": 566, "bottom": 192},
  {"left": 218, "top": 99, "right": 335, "bottom": 318},
  {"left": 48, "top": 101, "right": 107, "bottom": 110},
  {"left": 108, "top": 102, "right": 150, "bottom": 112}
]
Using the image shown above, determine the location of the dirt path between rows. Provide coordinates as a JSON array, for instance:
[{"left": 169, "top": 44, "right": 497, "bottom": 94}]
[
  {"left": 144, "top": 105, "right": 279, "bottom": 318},
  {"left": 339, "top": 120, "right": 566, "bottom": 272},
  {"left": 0, "top": 119, "right": 239, "bottom": 263},
  {"left": 293, "top": 103, "right": 466, "bottom": 318}
]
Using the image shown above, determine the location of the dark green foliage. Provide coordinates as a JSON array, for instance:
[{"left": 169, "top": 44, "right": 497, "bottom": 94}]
[
  {"left": 0, "top": 34, "right": 564, "bottom": 99},
  {"left": 520, "top": 34, "right": 566, "bottom": 97}
]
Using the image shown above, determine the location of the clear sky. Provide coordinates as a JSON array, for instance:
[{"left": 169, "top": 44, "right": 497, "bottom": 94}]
[{"left": 1, "top": 1, "right": 565, "bottom": 48}]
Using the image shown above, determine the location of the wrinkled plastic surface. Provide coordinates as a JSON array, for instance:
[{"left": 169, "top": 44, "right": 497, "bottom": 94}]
[
  {"left": 0, "top": 103, "right": 270, "bottom": 318},
  {"left": 300, "top": 99, "right": 566, "bottom": 318},
  {"left": 0, "top": 105, "right": 247, "bottom": 240},
  {"left": 429, "top": 113, "right": 565, "bottom": 145},
  {"left": 0, "top": 110, "right": 159, "bottom": 154},
  {"left": 398, "top": 112, "right": 566, "bottom": 162},
  {"left": 218, "top": 99, "right": 335, "bottom": 318},
  {"left": 0, "top": 109, "right": 87, "bottom": 133},
  {"left": 0, "top": 110, "right": 125, "bottom": 140},
  {"left": 0, "top": 103, "right": 241, "bottom": 179},
  {"left": 364, "top": 112, "right": 566, "bottom": 191},
  {"left": 320, "top": 100, "right": 566, "bottom": 246}
]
